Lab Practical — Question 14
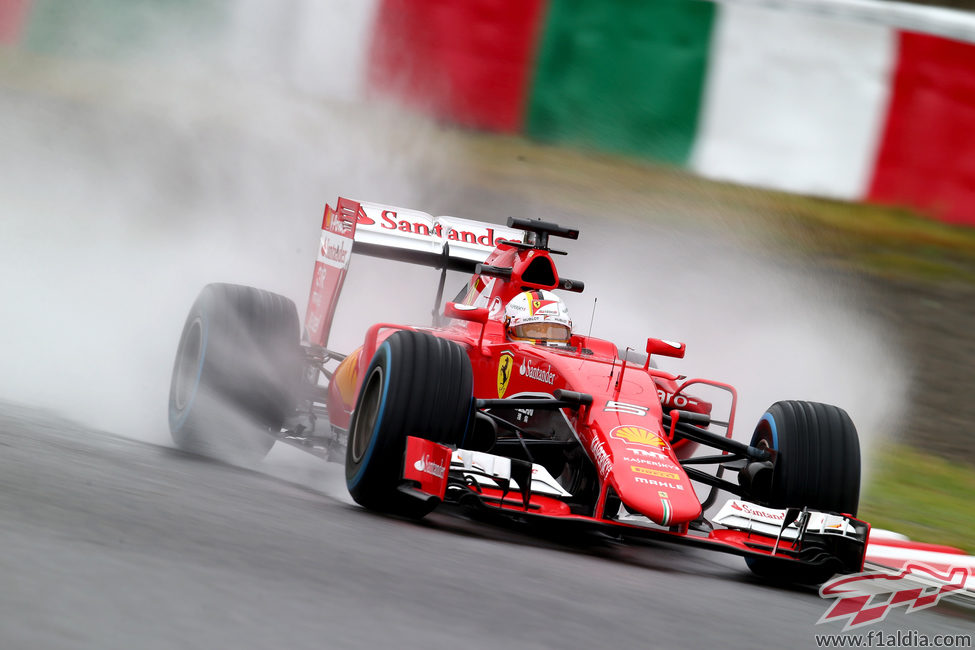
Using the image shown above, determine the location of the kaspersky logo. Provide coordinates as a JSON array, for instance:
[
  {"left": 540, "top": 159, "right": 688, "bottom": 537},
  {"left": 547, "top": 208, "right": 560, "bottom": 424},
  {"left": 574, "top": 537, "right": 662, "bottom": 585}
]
[
  {"left": 497, "top": 351, "right": 514, "bottom": 398},
  {"left": 611, "top": 425, "right": 666, "bottom": 448}
]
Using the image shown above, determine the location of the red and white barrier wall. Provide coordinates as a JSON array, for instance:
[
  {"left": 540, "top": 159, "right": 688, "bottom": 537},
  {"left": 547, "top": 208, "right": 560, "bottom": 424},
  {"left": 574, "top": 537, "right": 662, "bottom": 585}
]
[
  {"left": 7, "top": 1, "right": 975, "bottom": 224},
  {"left": 693, "top": 1, "right": 975, "bottom": 226},
  {"left": 224, "top": 0, "right": 380, "bottom": 103},
  {"left": 360, "top": 0, "right": 975, "bottom": 227},
  {"left": 867, "top": 530, "right": 975, "bottom": 591},
  {"left": 0, "top": 0, "right": 30, "bottom": 45},
  {"left": 690, "top": 4, "right": 896, "bottom": 202}
]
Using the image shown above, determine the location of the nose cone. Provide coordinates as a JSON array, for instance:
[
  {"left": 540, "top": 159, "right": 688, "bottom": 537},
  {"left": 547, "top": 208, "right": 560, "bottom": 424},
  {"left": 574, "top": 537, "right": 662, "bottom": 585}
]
[{"left": 606, "top": 428, "right": 702, "bottom": 526}]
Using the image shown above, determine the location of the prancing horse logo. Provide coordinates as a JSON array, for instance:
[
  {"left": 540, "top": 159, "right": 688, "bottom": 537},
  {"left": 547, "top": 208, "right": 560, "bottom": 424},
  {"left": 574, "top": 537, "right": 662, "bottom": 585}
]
[{"left": 497, "top": 351, "right": 514, "bottom": 398}]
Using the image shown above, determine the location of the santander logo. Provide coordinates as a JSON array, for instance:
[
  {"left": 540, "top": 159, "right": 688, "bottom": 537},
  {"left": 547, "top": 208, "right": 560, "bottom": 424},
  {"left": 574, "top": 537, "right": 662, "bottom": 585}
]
[
  {"left": 519, "top": 359, "right": 556, "bottom": 384},
  {"left": 319, "top": 230, "right": 352, "bottom": 268},
  {"left": 730, "top": 501, "right": 785, "bottom": 521},
  {"left": 356, "top": 211, "right": 376, "bottom": 226},
  {"left": 322, "top": 240, "right": 349, "bottom": 264},
  {"left": 414, "top": 454, "right": 446, "bottom": 479}
]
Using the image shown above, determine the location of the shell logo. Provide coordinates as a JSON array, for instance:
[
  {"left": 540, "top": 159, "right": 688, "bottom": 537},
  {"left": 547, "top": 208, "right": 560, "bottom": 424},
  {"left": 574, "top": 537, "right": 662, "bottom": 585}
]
[{"left": 611, "top": 425, "right": 666, "bottom": 448}]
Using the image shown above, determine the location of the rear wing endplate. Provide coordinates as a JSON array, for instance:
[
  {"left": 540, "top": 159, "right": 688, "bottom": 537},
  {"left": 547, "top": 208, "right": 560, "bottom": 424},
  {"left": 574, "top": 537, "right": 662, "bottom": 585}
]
[{"left": 304, "top": 197, "right": 522, "bottom": 347}]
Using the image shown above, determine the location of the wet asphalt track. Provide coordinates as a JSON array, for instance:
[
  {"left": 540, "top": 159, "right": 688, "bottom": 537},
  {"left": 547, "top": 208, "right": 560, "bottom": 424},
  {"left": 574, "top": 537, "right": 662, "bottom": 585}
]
[{"left": 1, "top": 404, "right": 971, "bottom": 650}]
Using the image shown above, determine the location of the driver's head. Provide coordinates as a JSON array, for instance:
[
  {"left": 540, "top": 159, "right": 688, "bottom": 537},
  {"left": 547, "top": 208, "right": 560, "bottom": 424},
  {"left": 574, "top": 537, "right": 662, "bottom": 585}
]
[{"left": 504, "top": 290, "right": 572, "bottom": 345}]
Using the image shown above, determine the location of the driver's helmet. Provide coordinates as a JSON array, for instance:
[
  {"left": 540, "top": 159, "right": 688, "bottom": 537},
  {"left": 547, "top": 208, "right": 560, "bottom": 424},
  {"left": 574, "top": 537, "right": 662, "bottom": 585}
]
[{"left": 504, "top": 290, "right": 572, "bottom": 345}]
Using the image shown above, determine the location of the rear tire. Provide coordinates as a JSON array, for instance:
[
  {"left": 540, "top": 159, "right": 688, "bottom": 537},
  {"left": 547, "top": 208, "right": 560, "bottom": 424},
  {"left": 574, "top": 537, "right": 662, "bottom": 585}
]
[
  {"left": 346, "top": 330, "right": 473, "bottom": 519},
  {"left": 745, "top": 400, "right": 861, "bottom": 584},
  {"left": 168, "top": 283, "right": 300, "bottom": 466}
]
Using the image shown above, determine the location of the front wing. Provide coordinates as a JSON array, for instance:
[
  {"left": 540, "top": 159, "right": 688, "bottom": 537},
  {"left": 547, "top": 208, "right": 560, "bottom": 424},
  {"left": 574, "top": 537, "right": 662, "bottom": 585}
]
[{"left": 402, "top": 437, "right": 869, "bottom": 576}]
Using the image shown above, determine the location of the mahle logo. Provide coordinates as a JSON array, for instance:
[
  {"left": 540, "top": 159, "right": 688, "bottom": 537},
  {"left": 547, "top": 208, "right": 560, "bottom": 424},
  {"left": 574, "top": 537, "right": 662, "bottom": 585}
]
[
  {"left": 497, "top": 351, "right": 514, "bottom": 398},
  {"left": 611, "top": 425, "right": 666, "bottom": 448}
]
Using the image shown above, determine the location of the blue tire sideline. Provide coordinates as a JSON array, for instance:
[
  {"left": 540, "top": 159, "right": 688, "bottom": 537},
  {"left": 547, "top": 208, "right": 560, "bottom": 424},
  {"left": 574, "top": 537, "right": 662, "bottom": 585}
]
[
  {"left": 345, "top": 330, "right": 473, "bottom": 519},
  {"left": 745, "top": 400, "right": 861, "bottom": 584}
]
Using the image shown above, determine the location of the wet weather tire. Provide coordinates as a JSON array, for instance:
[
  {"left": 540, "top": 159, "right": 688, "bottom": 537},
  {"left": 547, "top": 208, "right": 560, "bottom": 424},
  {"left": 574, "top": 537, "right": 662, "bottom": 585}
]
[
  {"left": 750, "top": 400, "right": 860, "bottom": 514},
  {"left": 168, "top": 283, "right": 300, "bottom": 466},
  {"left": 346, "top": 330, "right": 473, "bottom": 519},
  {"left": 745, "top": 400, "right": 861, "bottom": 584}
]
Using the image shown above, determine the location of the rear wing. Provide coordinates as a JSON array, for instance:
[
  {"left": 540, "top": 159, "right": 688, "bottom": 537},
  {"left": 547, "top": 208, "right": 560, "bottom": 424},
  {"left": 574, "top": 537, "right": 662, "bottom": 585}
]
[{"left": 304, "top": 197, "right": 522, "bottom": 347}]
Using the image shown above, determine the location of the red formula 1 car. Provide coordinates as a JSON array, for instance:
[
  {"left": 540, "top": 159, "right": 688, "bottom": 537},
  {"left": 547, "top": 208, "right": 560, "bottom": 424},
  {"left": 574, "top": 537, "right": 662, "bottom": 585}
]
[{"left": 168, "top": 197, "right": 868, "bottom": 584}]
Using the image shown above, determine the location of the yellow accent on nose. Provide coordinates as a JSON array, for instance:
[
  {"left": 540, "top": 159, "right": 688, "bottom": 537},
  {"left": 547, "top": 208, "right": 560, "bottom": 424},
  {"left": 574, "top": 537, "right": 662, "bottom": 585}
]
[{"left": 613, "top": 426, "right": 665, "bottom": 447}]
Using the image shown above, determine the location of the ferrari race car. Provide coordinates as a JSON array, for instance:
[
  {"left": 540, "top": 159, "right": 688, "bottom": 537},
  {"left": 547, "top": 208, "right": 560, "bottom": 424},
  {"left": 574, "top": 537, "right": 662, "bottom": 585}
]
[{"left": 168, "top": 197, "right": 868, "bottom": 585}]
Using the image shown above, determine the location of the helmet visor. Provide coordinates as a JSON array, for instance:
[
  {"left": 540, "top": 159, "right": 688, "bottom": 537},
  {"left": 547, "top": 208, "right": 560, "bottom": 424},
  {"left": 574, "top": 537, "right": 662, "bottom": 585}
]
[{"left": 510, "top": 321, "right": 571, "bottom": 343}]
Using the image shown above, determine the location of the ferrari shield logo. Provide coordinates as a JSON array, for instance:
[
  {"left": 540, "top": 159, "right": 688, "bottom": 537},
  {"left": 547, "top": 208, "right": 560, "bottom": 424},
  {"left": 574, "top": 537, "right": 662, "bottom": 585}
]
[{"left": 497, "top": 351, "right": 514, "bottom": 398}]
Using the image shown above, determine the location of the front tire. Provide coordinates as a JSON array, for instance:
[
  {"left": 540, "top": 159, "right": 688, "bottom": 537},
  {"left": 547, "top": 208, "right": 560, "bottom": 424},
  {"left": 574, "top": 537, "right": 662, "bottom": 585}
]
[
  {"left": 346, "top": 330, "right": 473, "bottom": 519},
  {"left": 751, "top": 400, "right": 860, "bottom": 514},
  {"left": 168, "top": 283, "right": 300, "bottom": 466},
  {"left": 745, "top": 400, "right": 861, "bottom": 584}
]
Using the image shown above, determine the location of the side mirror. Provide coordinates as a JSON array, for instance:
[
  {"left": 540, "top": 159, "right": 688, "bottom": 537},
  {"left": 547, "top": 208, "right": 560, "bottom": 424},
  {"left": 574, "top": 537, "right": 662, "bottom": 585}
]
[
  {"left": 646, "top": 337, "right": 686, "bottom": 359},
  {"left": 444, "top": 302, "right": 489, "bottom": 324}
]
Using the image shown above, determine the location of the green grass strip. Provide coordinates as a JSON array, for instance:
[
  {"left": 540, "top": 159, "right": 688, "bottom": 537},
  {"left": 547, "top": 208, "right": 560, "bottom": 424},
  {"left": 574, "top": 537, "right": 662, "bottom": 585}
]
[{"left": 860, "top": 443, "right": 975, "bottom": 554}]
